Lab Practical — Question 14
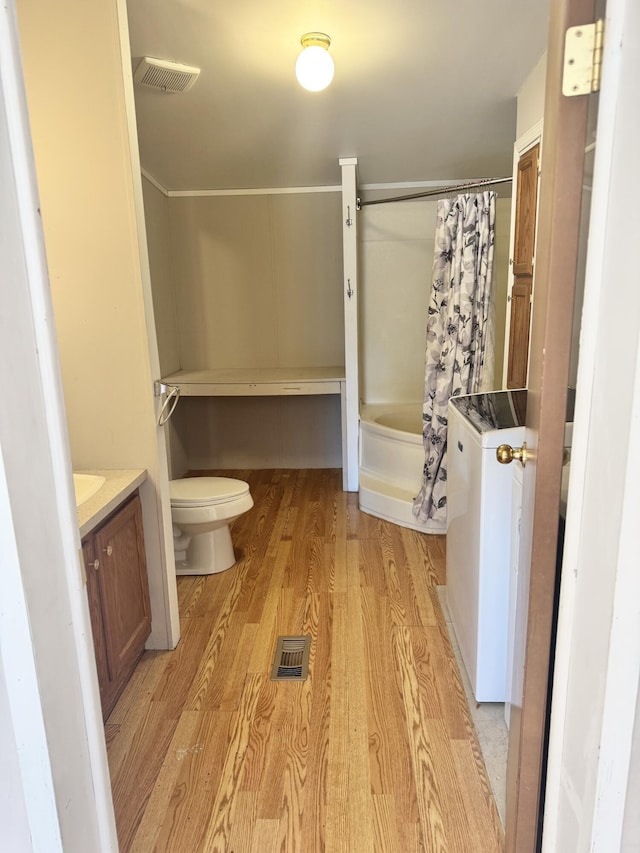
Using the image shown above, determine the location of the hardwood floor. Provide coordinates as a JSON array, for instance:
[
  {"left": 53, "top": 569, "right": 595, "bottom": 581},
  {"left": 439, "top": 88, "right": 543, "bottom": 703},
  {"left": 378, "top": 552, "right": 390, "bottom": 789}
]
[{"left": 106, "top": 469, "right": 504, "bottom": 852}]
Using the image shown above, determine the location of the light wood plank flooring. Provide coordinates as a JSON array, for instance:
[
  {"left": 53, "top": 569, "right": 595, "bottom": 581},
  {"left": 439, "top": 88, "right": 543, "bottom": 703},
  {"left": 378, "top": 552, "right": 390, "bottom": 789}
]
[{"left": 106, "top": 469, "right": 503, "bottom": 852}]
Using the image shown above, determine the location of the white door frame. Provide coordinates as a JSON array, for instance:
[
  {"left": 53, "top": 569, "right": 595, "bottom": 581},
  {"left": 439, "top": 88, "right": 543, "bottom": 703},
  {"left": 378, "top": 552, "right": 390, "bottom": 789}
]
[
  {"left": 0, "top": 0, "right": 117, "bottom": 847},
  {"left": 501, "top": 119, "right": 543, "bottom": 389},
  {"left": 340, "top": 157, "right": 359, "bottom": 491},
  {"left": 115, "top": 0, "right": 180, "bottom": 650}
]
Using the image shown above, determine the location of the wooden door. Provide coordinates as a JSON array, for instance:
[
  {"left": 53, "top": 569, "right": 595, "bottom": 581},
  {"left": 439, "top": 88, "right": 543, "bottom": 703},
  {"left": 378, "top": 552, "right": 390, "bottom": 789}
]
[
  {"left": 505, "top": 0, "right": 599, "bottom": 849},
  {"left": 94, "top": 495, "right": 151, "bottom": 692},
  {"left": 506, "top": 144, "right": 540, "bottom": 389},
  {"left": 83, "top": 536, "right": 111, "bottom": 709}
]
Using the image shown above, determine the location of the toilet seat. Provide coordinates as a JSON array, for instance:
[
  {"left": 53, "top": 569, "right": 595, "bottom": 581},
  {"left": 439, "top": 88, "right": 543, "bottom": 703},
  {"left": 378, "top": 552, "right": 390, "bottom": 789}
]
[{"left": 170, "top": 477, "right": 250, "bottom": 508}]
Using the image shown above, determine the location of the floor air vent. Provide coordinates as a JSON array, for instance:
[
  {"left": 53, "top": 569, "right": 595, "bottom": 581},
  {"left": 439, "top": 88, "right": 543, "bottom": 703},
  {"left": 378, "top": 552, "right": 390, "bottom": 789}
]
[{"left": 270, "top": 636, "right": 311, "bottom": 681}]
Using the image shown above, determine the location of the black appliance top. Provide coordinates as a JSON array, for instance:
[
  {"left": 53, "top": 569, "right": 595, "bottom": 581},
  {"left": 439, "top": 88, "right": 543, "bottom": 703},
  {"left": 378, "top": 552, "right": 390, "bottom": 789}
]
[
  {"left": 449, "top": 390, "right": 528, "bottom": 433},
  {"left": 449, "top": 388, "right": 575, "bottom": 434}
]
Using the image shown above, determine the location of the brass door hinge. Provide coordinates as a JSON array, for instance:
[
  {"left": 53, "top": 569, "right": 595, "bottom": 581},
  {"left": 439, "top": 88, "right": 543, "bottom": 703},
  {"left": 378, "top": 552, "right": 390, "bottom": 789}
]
[{"left": 562, "top": 19, "right": 605, "bottom": 96}]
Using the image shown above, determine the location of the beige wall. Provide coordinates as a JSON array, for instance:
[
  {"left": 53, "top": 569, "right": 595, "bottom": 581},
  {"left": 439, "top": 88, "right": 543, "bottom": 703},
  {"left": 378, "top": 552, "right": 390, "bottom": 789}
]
[
  {"left": 359, "top": 195, "right": 511, "bottom": 404},
  {"left": 169, "top": 193, "right": 344, "bottom": 369},
  {"left": 179, "top": 396, "right": 342, "bottom": 470},
  {"left": 146, "top": 191, "right": 344, "bottom": 470},
  {"left": 147, "top": 184, "right": 509, "bottom": 468},
  {"left": 516, "top": 52, "right": 547, "bottom": 138},
  {"left": 17, "top": 0, "right": 176, "bottom": 647},
  {"left": 142, "top": 179, "right": 180, "bottom": 377},
  {"left": 359, "top": 199, "right": 437, "bottom": 403}
]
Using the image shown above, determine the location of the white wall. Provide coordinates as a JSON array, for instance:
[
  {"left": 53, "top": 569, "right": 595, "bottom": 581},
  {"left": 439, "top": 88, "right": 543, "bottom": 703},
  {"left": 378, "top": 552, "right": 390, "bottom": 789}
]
[
  {"left": 0, "top": 658, "right": 31, "bottom": 851},
  {"left": 622, "top": 684, "right": 640, "bottom": 850},
  {"left": 16, "top": 0, "right": 178, "bottom": 649},
  {"left": 359, "top": 195, "right": 511, "bottom": 404}
]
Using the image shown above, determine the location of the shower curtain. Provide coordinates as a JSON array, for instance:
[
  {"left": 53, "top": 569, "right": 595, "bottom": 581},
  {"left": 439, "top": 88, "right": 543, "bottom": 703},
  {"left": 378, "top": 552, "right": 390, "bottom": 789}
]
[{"left": 412, "top": 191, "right": 496, "bottom": 529}]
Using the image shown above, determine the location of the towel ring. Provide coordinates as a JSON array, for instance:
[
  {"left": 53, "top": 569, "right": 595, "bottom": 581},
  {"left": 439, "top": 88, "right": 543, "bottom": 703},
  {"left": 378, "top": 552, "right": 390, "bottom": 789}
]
[{"left": 157, "top": 385, "right": 181, "bottom": 426}]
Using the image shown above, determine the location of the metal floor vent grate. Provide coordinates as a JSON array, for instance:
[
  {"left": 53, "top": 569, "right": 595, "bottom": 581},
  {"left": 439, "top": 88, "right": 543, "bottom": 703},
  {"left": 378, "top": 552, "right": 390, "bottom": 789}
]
[{"left": 270, "top": 636, "right": 311, "bottom": 681}]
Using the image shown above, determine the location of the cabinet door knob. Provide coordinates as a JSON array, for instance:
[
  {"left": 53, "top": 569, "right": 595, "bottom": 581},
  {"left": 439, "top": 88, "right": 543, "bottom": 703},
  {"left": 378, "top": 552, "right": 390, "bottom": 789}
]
[
  {"left": 88, "top": 558, "right": 100, "bottom": 571},
  {"left": 103, "top": 544, "right": 113, "bottom": 557}
]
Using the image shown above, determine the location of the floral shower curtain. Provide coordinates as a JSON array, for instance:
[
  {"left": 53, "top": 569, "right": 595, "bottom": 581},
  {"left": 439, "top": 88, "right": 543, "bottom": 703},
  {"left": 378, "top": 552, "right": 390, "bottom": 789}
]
[{"left": 412, "top": 191, "right": 496, "bottom": 529}]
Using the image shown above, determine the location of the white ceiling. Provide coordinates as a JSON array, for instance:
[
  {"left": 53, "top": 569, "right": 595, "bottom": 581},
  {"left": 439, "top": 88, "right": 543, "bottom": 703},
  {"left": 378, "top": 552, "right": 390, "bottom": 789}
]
[{"left": 126, "top": 0, "right": 549, "bottom": 191}]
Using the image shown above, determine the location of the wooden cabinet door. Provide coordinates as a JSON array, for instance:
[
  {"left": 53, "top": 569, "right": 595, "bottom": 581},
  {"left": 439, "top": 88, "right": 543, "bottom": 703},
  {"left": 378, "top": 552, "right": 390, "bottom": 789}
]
[
  {"left": 83, "top": 536, "right": 111, "bottom": 708},
  {"left": 506, "top": 279, "right": 533, "bottom": 388},
  {"left": 506, "top": 143, "right": 540, "bottom": 388},
  {"left": 512, "top": 145, "right": 539, "bottom": 275},
  {"left": 93, "top": 495, "right": 151, "bottom": 695}
]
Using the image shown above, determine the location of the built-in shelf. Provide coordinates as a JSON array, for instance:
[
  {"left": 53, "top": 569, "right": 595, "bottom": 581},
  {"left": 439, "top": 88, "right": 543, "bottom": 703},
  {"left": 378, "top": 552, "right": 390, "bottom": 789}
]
[
  {"left": 161, "top": 366, "right": 345, "bottom": 397},
  {"left": 160, "top": 367, "right": 351, "bottom": 489}
]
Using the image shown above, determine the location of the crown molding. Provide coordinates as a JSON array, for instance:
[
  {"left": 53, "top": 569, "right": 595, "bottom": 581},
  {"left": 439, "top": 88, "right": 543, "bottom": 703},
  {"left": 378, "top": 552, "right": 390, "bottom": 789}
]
[
  {"left": 167, "top": 185, "right": 341, "bottom": 197},
  {"left": 139, "top": 172, "right": 486, "bottom": 198}
]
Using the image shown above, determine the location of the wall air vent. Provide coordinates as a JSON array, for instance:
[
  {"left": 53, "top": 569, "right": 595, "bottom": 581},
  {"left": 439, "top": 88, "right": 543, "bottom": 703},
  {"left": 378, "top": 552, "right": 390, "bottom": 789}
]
[{"left": 134, "top": 57, "right": 200, "bottom": 94}]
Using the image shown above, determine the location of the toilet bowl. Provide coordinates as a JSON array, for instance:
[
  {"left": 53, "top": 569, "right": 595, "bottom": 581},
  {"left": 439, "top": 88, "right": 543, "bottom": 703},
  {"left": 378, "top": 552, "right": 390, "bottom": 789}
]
[{"left": 170, "top": 477, "right": 253, "bottom": 575}]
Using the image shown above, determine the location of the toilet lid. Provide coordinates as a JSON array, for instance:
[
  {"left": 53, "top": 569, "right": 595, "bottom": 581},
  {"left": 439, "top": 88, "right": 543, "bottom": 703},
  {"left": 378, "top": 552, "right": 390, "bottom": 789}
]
[{"left": 170, "top": 477, "right": 250, "bottom": 507}]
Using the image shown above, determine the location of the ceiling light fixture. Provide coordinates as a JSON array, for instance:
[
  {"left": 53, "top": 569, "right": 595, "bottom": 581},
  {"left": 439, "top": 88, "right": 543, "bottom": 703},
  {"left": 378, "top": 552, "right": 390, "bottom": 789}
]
[{"left": 295, "top": 33, "right": 334, "bottom": 92}]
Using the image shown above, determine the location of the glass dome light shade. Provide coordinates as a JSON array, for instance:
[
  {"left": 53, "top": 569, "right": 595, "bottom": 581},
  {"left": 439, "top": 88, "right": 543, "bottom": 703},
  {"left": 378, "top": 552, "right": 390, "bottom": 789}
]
[{"left": 295, "top": 41, "right": 334, "bottom": 92}]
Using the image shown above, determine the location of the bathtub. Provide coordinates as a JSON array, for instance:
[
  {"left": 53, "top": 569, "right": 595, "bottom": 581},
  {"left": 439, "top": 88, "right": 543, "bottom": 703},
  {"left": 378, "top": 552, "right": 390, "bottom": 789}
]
[{"left": 359, "top": 403, "right": 445, "bottom": 534}]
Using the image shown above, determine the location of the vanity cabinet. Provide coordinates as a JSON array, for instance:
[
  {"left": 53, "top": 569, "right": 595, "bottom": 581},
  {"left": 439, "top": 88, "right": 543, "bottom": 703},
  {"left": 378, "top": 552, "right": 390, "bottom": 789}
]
[{"left": 83, "top": 492, "right": 151, "bottom": 720}]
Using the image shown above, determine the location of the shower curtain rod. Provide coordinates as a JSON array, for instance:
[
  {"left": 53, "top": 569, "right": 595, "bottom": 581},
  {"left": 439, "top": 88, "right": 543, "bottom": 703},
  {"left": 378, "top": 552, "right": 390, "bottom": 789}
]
[{"left": 356, "top": 176, "right": 512, "bottom": 209}]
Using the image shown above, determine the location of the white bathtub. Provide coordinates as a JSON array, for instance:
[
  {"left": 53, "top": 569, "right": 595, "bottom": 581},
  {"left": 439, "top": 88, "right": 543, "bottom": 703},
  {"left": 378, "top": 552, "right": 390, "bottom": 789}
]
[{"left": 359, "top": 403, "right": 445, "bottom": 534}]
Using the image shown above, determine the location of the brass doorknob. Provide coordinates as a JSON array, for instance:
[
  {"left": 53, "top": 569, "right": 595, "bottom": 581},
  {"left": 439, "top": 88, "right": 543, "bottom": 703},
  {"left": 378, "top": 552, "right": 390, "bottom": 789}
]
[{"left": 496, "top": 442, "right": 530, "bottom": 467}]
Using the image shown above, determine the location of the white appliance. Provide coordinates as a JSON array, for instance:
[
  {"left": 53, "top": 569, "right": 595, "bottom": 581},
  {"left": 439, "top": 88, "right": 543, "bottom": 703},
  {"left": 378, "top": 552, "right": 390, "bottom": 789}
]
[
  {"left": 446, "top": 390, "right": 527, "bottom": 703},
  {"left": 504, "top": 419, "right": 574, "bottom": 727}
]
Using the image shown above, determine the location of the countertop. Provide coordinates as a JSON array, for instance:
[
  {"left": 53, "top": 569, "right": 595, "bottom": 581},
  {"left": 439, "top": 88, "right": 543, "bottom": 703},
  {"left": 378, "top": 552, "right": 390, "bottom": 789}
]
[{"left": 77, "top": 468, "right": 147, "bottom": 538}]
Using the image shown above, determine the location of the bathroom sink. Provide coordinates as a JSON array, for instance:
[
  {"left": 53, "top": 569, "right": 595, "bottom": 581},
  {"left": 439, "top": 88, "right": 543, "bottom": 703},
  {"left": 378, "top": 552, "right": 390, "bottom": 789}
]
[{"left": 73, "top": 473, "right": 105, "bottom": 506}]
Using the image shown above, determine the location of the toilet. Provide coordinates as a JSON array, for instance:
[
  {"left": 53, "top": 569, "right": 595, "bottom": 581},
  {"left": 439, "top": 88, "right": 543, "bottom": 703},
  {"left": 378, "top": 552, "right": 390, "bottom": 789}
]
[{"left": 170, "top": 477, "right": 254, "bottom": 575}]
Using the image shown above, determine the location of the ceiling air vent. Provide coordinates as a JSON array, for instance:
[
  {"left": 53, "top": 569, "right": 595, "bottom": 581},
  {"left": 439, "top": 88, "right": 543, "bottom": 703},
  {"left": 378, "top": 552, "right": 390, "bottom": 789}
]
[{"left": 134, "top": 57, "right": 200, "bottom": 94}]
